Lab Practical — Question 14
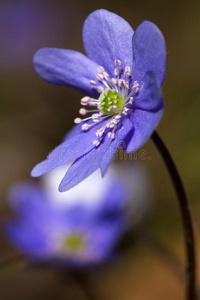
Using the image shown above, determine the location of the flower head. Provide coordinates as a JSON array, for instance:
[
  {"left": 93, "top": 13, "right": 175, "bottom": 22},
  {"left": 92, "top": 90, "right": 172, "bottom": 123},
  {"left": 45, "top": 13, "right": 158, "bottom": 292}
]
[
  {"left": 31, "top": 9, "right": 166, "bottom": 191},
  {"left": 5, "top": 164, "right": 150, "bottom": 268}
]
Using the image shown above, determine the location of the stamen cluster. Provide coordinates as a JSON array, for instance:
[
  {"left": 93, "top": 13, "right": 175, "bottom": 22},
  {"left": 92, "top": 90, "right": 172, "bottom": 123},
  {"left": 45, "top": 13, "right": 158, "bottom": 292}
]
[{"left": 74, "top": 60, "right": 139, "bottom": 146}]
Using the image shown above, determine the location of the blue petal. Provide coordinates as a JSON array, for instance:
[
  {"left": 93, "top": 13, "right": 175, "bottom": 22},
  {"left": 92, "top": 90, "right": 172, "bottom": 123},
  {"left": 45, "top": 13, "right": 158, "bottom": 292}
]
[
  {"left": 5, "top": 221, "right": 49, "bottom": 259},
  {"left": 125, "top": 108, "right": 164, "bottom": 153},
  {"left": 85, "top": 219, "right": 126, "bottom": 263},
  {"left": 100, "top": 140, "right": 119, "bottom": 177},
  {"left": 132, "top": 21, "right": 166, "bottom": 85},
  {"left": 133, "top": 71, "right": 164, "bottom": 111},
  {"left": 100, "top": 118, "right": 134, "bottom": 176},
  {"left": 7, "top": 183, "right": 58, "bottom": 227},
  {"left": 97, "top": 179, "right": 129, "bottom": 217},
  {"left": 8, "top": 182, "right": 48, "bottom": 213},
  {"left": 31, "top": 120, "right": 108, "bottom": 177},
  {"left": 59, "top": 136, "right": 113, "bottom": 192},
  {"left": 33, "top": 48, "right": 100, "bottom": 96},
  {"left": 83, "top": 9, "right": 134, "bottom": 76}
]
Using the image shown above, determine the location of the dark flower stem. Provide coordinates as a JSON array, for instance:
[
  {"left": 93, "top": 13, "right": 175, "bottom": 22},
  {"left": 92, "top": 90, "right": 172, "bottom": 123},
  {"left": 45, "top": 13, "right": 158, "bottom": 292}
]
[{"left": 151, "top": 131, "right": 196, "bottom": 300}]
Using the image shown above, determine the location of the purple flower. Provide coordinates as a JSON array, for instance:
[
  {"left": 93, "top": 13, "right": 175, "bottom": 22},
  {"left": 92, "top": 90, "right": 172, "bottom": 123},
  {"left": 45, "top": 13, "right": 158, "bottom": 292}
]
[
  {"left": 31, "top": 9, "right": 166, "bottom": 191},
  {"left": 5, "top": 165, "right": 150, "bottom": 268}
]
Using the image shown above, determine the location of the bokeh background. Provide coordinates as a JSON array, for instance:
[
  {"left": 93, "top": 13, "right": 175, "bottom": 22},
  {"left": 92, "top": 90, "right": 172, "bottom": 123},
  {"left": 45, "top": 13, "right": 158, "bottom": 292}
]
[{"left": 0, "top": 0, "right": 200, "bottom": 299}]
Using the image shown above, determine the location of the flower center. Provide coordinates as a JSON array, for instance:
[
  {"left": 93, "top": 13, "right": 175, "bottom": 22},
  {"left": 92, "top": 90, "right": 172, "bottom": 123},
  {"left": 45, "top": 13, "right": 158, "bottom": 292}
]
[
  {"left": 62, "top": 233, "right": 84, "bottom": 253},
  {"left": 98, "top": 88, "right": 125, "bottom": 115},
  {"left": 74, "top": 60, "right": 139, "bottom": 146}
]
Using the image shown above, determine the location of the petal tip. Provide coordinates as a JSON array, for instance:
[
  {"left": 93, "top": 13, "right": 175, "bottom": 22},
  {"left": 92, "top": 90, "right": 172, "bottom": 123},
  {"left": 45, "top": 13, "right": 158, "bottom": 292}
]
[
  {"left": 58, "top": 181, "right": 69, "bottom": 193},
  {"left": 30, "top": 166, "right": 40, "bottom": 178},
  {"left": 30, "top": 161, "right": 46, "bottom": 178}
]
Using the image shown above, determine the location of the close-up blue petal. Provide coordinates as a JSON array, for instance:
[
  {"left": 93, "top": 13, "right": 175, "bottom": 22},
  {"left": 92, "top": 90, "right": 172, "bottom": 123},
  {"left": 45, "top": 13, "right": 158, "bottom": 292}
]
[
  {"left": 33, "top": 48, "right": 100, "bottom": 96},
  {"left": 83, "top": 9, "right": 134, "bottom": 76},
  {"left": 100, "top": 118, "right": 134, "bottom": 176},
  {"left": 132, "top": 21, "right": 166, "bottom": 85},
  {"left": 125, "top": 108, "right": 164, "bottom": 153},
  {"left": 133, "top": 71, "right": 164, "bottom": 112},
  {"left": 59, "top": 136, "right": 113, "bottom": 192},
  {"left": 31, "top": 119, "right": 108, "bottom": 177}
]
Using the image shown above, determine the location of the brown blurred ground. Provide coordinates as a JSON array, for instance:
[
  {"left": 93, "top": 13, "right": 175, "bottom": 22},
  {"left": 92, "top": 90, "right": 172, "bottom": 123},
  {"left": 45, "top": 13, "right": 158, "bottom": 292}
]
[{"left": 0, "top": 0, "right": 200, "bottom": 299}]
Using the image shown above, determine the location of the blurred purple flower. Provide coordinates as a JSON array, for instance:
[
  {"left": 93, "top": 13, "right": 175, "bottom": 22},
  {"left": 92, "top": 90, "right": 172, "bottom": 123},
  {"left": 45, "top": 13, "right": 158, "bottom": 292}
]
[
  {"left": 5, "top": 164, "right": 150, "bottom": 268},
  {"left": 31, "top": 9, "right": 166, "bottom": 191}
]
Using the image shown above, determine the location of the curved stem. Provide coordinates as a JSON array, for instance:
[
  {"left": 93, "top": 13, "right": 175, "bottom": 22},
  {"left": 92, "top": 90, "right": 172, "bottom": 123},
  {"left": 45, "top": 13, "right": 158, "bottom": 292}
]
[{"left": 151, "top": 131, "right": 196, "bottom": 300}]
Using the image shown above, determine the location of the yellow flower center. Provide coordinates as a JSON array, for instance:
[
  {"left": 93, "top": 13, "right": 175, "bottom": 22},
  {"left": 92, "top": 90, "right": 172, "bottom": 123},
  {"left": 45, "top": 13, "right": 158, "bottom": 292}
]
[{"left": 98, "top": 88, "right": 125, "bottom": 115}]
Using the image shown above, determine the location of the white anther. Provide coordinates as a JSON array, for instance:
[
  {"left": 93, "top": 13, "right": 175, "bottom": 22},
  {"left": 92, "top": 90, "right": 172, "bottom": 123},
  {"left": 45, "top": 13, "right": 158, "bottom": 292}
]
[
  {"left": 97, "top": 86, "right": 104, "bottom": 93},
  {"left": 112, "top": 119, "right": 118, "bottom": 125},
  {"left": 125, "top": 82, "right": 129, "bottom": 89},
  {"left": 124, "top": 66, "right": 131, "bottom": 77},
  {"left": 114, "top": 60, "right": 121, "bottom": 66},
  {"left": 108, "top": 132, "right": 115, "bottom": 139},
  {"left": 107, "top": 120, "right": 115, "bottom": 128},
  {"left": 103, "top": 72, "right": 109, "bottom": 78},
  {"left": 106, "top": 121, "right": 111, "bottom": 127},
  {"left": 97, "top": 66, "right": 104, "bottom": 74},
  {"left": 96, "top": 128, "right": 104, "bottom": 137},
  {"left": 92, "top": 113, "right": 100, "bottom": 123},
  {"left": 82, "top": 123, "right": 90, "bottom": 131},
  {"left": 118, "top": 79, "right": 125, "bottom": 87},
  {"left": 129, "top": 97, "right": 133, "bottom": 104},
  {"left": 79, "top": 108, "right": 87, "bottom": 115},
  {"left": 89, "top": 80, "right": 97, "bottom": 85},
  {"left": 122, "top": 107, "right": 129, "bottom": 115},
  {"left": 81, "top": 96, "right": 90, "bottom": 106},
  {"left": 115, "top": 115, "right": 121, "bottom": 121},
  {"left": 97, "top": 74, "right": 104, "bottom": 82},
  {"left": 74, "top": 118, "right": 82, "bottom": 124},
  {"left": 93, "top": 140, "right": 100, "bottom": 147},
  {"left": 109, "top": 78, "right": 117, "bottom": 86},
  {"left": 132, "top": 81, "right": 139, "bottom": 93},
  {"left": 114, "top": 68, "right": 121, "bottom": 76}
]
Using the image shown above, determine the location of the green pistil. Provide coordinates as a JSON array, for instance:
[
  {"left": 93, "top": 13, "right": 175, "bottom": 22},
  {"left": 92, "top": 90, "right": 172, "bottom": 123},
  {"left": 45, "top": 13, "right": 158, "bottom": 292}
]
[
  {"left": 63, "top": 233, "right": 84, "bottom": 253},
  {"left": 98, "top": 88, "right": 125, "bottom": 115}
]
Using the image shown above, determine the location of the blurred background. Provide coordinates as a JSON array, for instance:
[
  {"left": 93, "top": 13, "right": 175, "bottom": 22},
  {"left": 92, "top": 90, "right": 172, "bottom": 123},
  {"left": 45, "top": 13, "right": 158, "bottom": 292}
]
[{"left": 0, "top": 0, "right": 200, "bottom": 299}]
